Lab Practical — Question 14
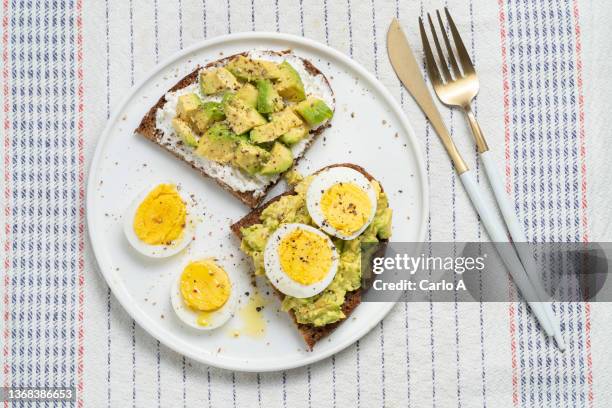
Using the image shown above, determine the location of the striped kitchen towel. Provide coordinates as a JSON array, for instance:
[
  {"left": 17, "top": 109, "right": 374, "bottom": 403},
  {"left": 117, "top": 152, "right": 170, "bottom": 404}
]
[{"left": 1, "top": 0, "right": 611, "bottom": 407}]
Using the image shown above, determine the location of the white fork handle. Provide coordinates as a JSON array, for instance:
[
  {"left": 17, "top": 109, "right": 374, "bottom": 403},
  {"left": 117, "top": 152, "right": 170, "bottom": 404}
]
[
  {"left": 459, "top": 170, "right": 554, "bottom": 336},
  {"left": 480, "top": 151, "right": 565, "bottom": 349}
]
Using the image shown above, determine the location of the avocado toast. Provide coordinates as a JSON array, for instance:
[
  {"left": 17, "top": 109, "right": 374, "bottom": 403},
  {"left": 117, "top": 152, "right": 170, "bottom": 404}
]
[
  {"left": 136, "top": 50, "right": 335, "bottom": 208},
  {"left": 231, "top": 164, "right": 392, "bottom": 349}
]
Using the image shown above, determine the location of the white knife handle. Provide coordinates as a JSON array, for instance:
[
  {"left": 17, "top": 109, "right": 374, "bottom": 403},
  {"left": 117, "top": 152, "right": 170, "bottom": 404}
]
[
  {"left": 480, "top": 151, "right": 548, "bottom": 298},
  {"left": 459, "top": 170, "right": 553, "bottom": 336},
  {"left": 480, "top": 151, "right": 565, "bottom": 349}
]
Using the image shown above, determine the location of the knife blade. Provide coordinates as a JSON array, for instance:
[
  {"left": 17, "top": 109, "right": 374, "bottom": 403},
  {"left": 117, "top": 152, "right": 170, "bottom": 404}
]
[{"left": 386, "top": 18, "right": 467, "bottom": 174}]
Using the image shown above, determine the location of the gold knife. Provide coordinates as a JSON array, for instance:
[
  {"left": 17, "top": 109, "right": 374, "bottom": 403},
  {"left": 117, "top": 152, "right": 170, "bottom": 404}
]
[{"left": 387, "top": 18, "right": 468, "bottom": 174}]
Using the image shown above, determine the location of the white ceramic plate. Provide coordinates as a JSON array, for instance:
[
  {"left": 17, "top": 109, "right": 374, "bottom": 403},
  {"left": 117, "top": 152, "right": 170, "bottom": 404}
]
[{"left": 87, "top": 33, "right": 428, "bottom": 372}]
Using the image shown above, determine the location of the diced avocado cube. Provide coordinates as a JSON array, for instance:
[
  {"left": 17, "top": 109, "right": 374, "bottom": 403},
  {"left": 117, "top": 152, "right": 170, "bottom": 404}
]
[
  {"left": 279, "top": 124, "right": 309, "bottom": 145},
  {"left": 235, "top": 83, "right": 258, "bottom": 108},
  {"left": 205, "top": 101, "right": 226, "bottom": 119},
  {"left": 294, "top": 97, "right": 333, "bottom": 127},
  {"left": 191, "top": 101, "right": 225, "bottom": 133},
  {"left": 256, "top": 79, "right": 284, "bottom": 114},
  {"left": 224, "top": 96, "right": 267, "bottom": 135},
  {"left": 226, "top": 55, "right": 281, "bottom": 81},
  {"left": 221, "top": 91, "right": 235, "bottom": 109},
  {"left": 195, "top": 123, "right": 239, "bottom": 163},
  {"left": 249, "top": 108, "right": 303, "bottom": 144},
  {"left": 199, "top": 67, "right": 240, "bottom": 95},
  {"left": 176, "top": 93, "right": 202, "bottom": 120},
  {"left": 259, "top": 60, "right": 282, "bottom": 80},
  {"left": 171, "top": 117, "right": 199, "bottom": 148},
  {"left": 275, "top": 61, "right": 305, "bottom": 102},
  {"left": 260, "top": 142, "right": 294, "bottom": 175},
  {"left": 233, "top": 141, "right": 270, "bottom": 175}
]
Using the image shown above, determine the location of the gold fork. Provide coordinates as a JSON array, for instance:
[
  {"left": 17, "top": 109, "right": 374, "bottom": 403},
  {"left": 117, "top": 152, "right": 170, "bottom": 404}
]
[
  {"left": 419, "top": 9, "right": 488, "bottom": 152},
  {"left": 419, "top": 8, "right": 565, "bottom": 350}
]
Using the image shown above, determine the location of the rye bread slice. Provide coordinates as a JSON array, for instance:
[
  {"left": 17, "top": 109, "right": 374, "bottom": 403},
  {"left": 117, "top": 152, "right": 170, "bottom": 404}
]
[
  {"left": 230, "top": 163, "right": 387, "bottom": 349},
  {"left": 135, "top": 50, "right": 335, "bottom": 208}
]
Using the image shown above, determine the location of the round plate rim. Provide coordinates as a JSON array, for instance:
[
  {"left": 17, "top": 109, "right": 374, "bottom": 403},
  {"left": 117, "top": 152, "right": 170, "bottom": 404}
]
[{"left": 86, "top": 32, "right": 429, "bottom": 372}]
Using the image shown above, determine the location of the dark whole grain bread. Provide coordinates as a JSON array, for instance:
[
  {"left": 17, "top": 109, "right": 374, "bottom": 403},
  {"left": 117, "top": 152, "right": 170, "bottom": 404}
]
[
  {"left": 135, "top": 50, "right": 334, "bottom": 208},
  {"left": 230, "top": 163, "right": 388, "bottom": 349}
]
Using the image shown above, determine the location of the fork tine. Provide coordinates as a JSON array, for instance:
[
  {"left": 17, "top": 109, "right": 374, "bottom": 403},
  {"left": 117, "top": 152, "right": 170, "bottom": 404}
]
[
  {"left": 436, "top": 9, "right": 462, "bottom": 78},
  {"left": 418, "top": 17, "right": 444, "bottom": 88},
  {"left": 445, "top": 7, "right": 475, "bottom": 76},
  {"left": 426, "top": 13, "right": 451, "bottom": 82}
]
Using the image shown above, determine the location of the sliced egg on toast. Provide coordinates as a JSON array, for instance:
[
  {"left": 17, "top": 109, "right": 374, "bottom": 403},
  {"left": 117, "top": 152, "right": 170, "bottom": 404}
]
[
  {"left": 264, "top": 223, "right": 339, "bottom": 298},
  {"left": 306, "top": 166, "right": 378, "bottom": 240}
]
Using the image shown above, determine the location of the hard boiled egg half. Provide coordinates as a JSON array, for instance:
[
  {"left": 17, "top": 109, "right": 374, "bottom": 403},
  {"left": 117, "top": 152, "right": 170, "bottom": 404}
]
[
  {"left": 171, "top": 258, "right": 237, "bottom": 330},
  {"left": 264, "top": 223, "right": 339, "bottom": 298},
  {"left": 123, "top": 183, "right": 198, "bottom": 258},
  {"left": 306, "top": 166, "right": 378, "bottom": 240}
]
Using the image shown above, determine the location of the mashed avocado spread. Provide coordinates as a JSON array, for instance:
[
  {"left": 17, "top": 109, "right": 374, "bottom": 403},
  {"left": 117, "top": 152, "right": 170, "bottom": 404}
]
[{"left": 240, "top": 171, "right": 392, "bottom": 327}]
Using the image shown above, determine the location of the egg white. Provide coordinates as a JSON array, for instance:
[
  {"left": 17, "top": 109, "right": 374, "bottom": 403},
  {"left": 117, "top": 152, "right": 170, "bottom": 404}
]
[
  {"left": 306, "top": 167, "right": 378, "bottom": 240},
  {"left": 123, "top": 182, "right": 198, "bottom": 258},
  {"left": 264, "top": 223, "right": 339, "bottom": 298},
  {"left": 170, "top": 258, "right": 237, "bottom": 330}
]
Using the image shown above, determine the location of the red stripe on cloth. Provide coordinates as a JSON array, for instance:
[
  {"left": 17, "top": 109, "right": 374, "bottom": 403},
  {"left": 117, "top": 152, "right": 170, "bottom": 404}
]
[
  {"left": 497, "top": 0, "right": 512, "bottom": 197},
  {"left": 497, "top": 1, "right": 519, "bottom": 406},
  {"left": 571, "top": 1, "right": 593, "bottom": 405},
  {"left": 76, "top": 0, "right": 85, "bottom": 406},
  {"left": 2, "top": 0, "right": 10, "bottom": 406}
]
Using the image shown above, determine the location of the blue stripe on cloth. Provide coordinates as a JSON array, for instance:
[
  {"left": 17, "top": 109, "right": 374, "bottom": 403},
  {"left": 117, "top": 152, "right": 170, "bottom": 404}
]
[
  {"left": 331, "top": 355, "right": 336, "bottom": 408},
  {"left": 503, "top": 0, "right": 590, "bottom": 405},
  {"left": 394, "top": 3, "right": 413, "bottom": 406},
  {"left": 530, "top": 3, "right": 547, "bottom": 403},
  {"left": 444, "top": 3, "right": 463, "bottom": 401},
  {"left": 202, "top": 0, "right": 207, "bottom": 38},
  {"left": 518, "top": 4, "right": 538, "bottom": 407},
  {"left": 416, "top": 2, "right": 437, "bottom": 404},
  {"left": 355, "top": 340, "right": 360, "bottom": 408},
  {"left": 131, "top": 320, "right": 136, "bottom": 405},
  {"left": 207, "top": 366, "right": 211, "bottom": 407},
  {"left": 250, "top": 0, "right": 255, "bottom": 31},
  {"left": 129, "top": 0, "right": 134, "bottom": 84},
  {"left": 232, "top": 371, "right": 236, "bottom": 408},
  {"left": 298, "top": 0, "right": 304, "bottom": 37},
  {"left": 468, "top": 1, "right": 488, "bottom": 405},
  {"left": 323, "top": 0, "right": 329, "bottom": 45},
  {"left": 226, "top": 0, "right": 231, "bottom": 34},
  {"left": 369, "top": 2, "right": 387, "bottom": 405},
  {"left": 7, "top": 0, "right": 80, "bottom": 405},
  {"left": 177, "top": 0, "right": 183, "bottom": 50},
  {"left": 545, "top": 3, "right": 564, "bottom": 403},
  {"left": 274, "top": 0, "right": 279, "bottom": 32}
]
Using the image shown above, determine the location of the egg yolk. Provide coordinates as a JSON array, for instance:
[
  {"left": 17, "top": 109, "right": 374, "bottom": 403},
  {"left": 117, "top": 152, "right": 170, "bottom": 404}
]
[
  {"left": 320, "top": 182, "right": 372, "bottom": 236},
  {"left": 180, "top": 260, "right": 231, "bottom": 322},
  {"left": 278, "top": 229, "right": 333, "bottom": 285},
  {"left": 133, "top": 184, "right": 186, "bottom": 245}
]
